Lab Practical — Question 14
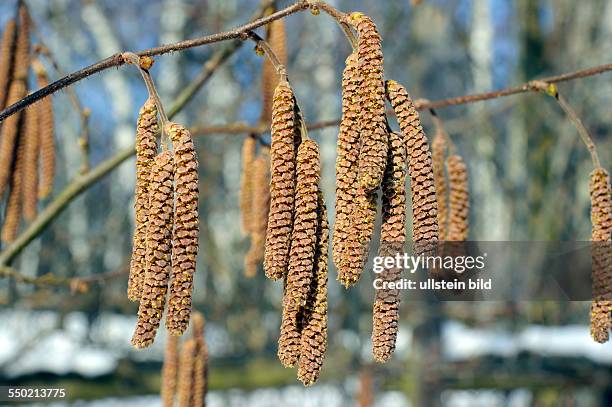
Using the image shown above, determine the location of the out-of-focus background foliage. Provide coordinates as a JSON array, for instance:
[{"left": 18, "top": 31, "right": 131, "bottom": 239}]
[{"left": 1, "top": 0, "right": 612, "bottom": 405}]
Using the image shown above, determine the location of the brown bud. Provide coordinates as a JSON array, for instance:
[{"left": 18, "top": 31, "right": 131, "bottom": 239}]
[
  {"left": 128, "top": 98, "right": 159, "bottom": 302},
  {"left": 589, "top": 168, "right": 612, "bottom": 343},
  {"left": 161, "top": 335, "right": 179, "bottom": 407},
  {"left": 432, "top": 131, "right": 448, "bottom": 240},
  {"left": 166, "top": 123, "right": 200, "bottom": 336},
  {"left": 131, "top": 151, "right": 174, "bottom": 349},
  {"left": 36, "top": 65, "right": 55, "bottom": 200},
  {"left": 239, "top": 135, "right": 257, "bottom": 236},
  {"left": 264, "top": 80, "right": 298, "bottom": 280},
  {"left": 177, "top": 339, "right": 196, "bottom": 407},
  {"left": 260, "top": 18, "right": 287, "bottom": 125},
  {"left": 351, "top": 13, "right": 387, "bottom": 191},
  {"left": 333, "top": 52, "right": 362, "bottom": 282},
  {"left": 245, "top": 149, "right": 270, "bottom": 278},
  {"left": 22, "top": 102, "right": 40, "bottom": 222},
  {"left": 0, "top": 19, "right": 16, "bottom": 109},
  {"left": 298, "top": 191, "right": 329, "bottom": 386},
  {"left": 286, "top": 139, "right": 321, "bottom": 308},
  {"left": 386, "top": 80, "right": 439, "bottom": 255},
  {"left": 446, "top": 155, "right": 469, "bottom": 241}
]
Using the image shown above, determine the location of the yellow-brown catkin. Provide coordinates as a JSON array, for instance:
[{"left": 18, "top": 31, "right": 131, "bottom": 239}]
[
  {"left": 244, "top": 150, "right": 270, "bottom": 277},
  {"left": 131, "top": 151, "right": 174, "bottom": 349},
  {"left": 264, "top": 80, "right": 298, "bottom": 280},
  {"left": 0, "top": 6, "right": 29, "bottom": 198},
  {"left": 386, "top": 80, "right": 439, "bottom": 254},
  {"left": 177, "top": 338, "right": 196, "bottom": 407},
  {"left": 334, "top": 52, "right": 361, "bottom": 284},
  {"left": 1, "top": 115, "right": 27, "bottom": 243},
  {"left": 191, "top": 312, "right": 208, "bottom": 407},
  {"left": 372, "top": 131, "right": 406, "bottom": 363},
  {"left": 278, "top": 139, "right": 320, "bottom": 368},
  {"left": 128, "top": 98, "right": 159, "bottom": 302},
  {"left": 239, "top": 135, "right": 257, "bottom": 236},
  {"left": 166, "top": 123, "right": 200, "bottom": 337},
  {"left": 446, "top": 155, "right": 469, "bottom": 241},
  {"left": 259, "top": 18, "right": 287, "bottom": 125},
  {"left": 286, "top": 139, "right": 321, "bottom": 308},
  {"left": 21, "top": 102, "right": 40, "bottom": 222},
  {"left": 297, "top": 191, "right": 329, "bottom": 386},
  {"left": 589, "top": 168, "right": 612, "bottom": 343},
  {"left": 0, "top": 19, "right": 16, "bottom": 109},
  {"left": 35, "top": 64, "right": 55, "bottom": 199},
  {"left": 350, "top": 13, "right": 388, "bottom": 192},
  {"left": 161, "top": 335, "right": 179, "bottom": 407},
  {"left": 432, "top": 131, "right": 448, "bottom": 240}
]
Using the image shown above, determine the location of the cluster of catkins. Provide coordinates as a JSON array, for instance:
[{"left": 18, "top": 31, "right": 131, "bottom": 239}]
[
  {"left": 0, "top": 2, "right": 55, "bottom": 243},
  {"left": 332, "top": 12, "right": 439, "bottom": 363},
  {"left": 589, "top": 167, "right": 612, "bottom": 343},
  {"left": 161, "top": 311, "right": 208, "bottom": 407},
  {"left": 128, "top": 98, "right": 199, "bottom": 349},
  {"left": 258, "top": 78, "right": 329, "bottom": 386}
]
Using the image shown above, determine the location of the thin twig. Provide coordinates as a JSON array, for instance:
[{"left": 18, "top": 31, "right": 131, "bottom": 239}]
[{"left": 247, "top": 31, "right": 287, "bottom": 78}]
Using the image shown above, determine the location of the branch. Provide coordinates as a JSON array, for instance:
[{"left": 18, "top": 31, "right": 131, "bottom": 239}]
[{"left": 0, "top": 0, "right": 310, "bottom": 122}]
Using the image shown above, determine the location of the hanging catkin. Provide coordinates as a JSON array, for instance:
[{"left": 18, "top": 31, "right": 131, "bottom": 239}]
[
  {"left": 264, "top": 80, "right": 298, "bottom": 280},
  {"left": 131, "top": 151, "right": 174, "bottom": 349},
  {"left": 0, "top": 19, "right": 16, "bottom": 109},
  {"left": 1, "top": 115, "right": 27, "bottom": 243},
  {"left": 244, "top": 149, "right": 270, "bottom": 277},
  {"left": 166, "top": 123, "right": 200, "bottom": 337},
  {"left": 34, "top": 62, "right": 55, "bottom": 199},
  {"left": 589, "top": 167, "right": 612, "bottom": 343},
  {"left": 239, "top": 135, "right": 257, "bottom": 235},
  {"left": 372, "top": 131, "right": 406, "bottom": 363},
  {"left": 260, "top": 17, "right": 287, "bottom": 125},
  {"left": 334, "top": 52, "right": 362, "bottom": 283},
  {"left": 297, "top": 191, "right": 329, "bottom": 386},
  {"left": 177, "top": 339, "right": 196, "bottom": 407},
  {"left": 432, "top": 131, "right": 448, "bottom": 240},
  {"left": 286, "top": 139, "right": 321, "bottom": 308},
  {"left": 386, "top": 80, "right": 439, "bottom": 254},
  {"left": 446, "top": 155, "right": 469, "bottom": 241},
  {"left": 0, "top": 5, "right": 29, "bottom": 198},
  {"left": 191, "top": 312, "right": 208, "bottom": 407},
  {"left": 161, "top": 335, "right": 179, "bottom": 407},
  {"left": 350, "top": 12, "right": 388, "bottom": 192},
  {"left": 128, "top": 98, "right": 159, "bottom": 302},
  {"left": 278, "top": 139, "right": 321, "bottom": 368},
  {"left": 21, "top": 100, "right": 40, "bottom": 222}
]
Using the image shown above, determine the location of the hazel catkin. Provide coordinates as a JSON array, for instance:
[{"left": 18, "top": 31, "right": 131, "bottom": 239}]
[
  {"left": 432, "top": 131, "right": 448, "bottom": 240},
  {"left": 34, "top": 62, "right": 55, "bottom": 200},
  {"left": 334, "top": 52, "right": 361, "bottom": 282},
  {"left": 245, "top": 149, "right": 270, "bottom": 277},
  {"left": 128, "top": 98, "right": 159, "bottom": 302},
  {"left": 350, "top": 12, "right": 388, "bottom": 192},
  {"left": 1, "top": 115, "right": 27, "bottom": 243},
  {"left": 297, "top": 191, "right": 329, "bottom": 386},
  {"left": 21, "top": 101, "right": 40, "bottom": 222},
  {"left": 0, "top": 19, "right": 16, "bottom": 109},
  {"left": 239, "top": 135, "right": 257, "bottom": 236},
  {"left": 177, "top": 339, "right": 197, "bottom": 407},
  {"left": 191, "top": 312, "right": 208, "bottom": 407},
  {"left": 264, "top": 80, "right": 298, "bottom": 280},
  {"left": 386, "top": 79, "right": 439, "bottom": 254},
  {"left": 166, "top": 123, "right": 200, "bottom": 337},
  {"left": 446, "top": 155, "right": 469, "bottom": 241},
  {"left": 131, "top": 151, "right": 175, "bottom": 349},
  {"left": 589, "top": 167, "right": 612, "bottom": 343},
  {"left": 161, "top": 335, "right": 179, "bottom": 407}
]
